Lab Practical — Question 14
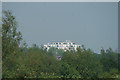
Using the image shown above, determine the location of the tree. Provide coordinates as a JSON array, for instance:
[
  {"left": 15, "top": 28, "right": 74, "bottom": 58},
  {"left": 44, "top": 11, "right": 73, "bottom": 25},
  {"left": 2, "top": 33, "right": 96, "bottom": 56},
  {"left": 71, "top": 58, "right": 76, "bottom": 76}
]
[
  {"left": 47, "top": 47, "right": 64, "bottom": 56},
  {"left": 100, "top": 48, "right": 118, "bottom": 72},
  {"left": 2, "top": 10, "right": 22, "bottom": 58},
  {"left": 2, "top": 10, "right": 22, "bottom": 78},
  {"left": 62, "top": 48, "right": 103, "bottom": 78}
]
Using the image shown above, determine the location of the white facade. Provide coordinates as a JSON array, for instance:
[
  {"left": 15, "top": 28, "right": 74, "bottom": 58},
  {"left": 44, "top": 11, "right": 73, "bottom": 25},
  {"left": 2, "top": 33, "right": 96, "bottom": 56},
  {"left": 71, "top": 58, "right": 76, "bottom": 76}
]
[{"left": 43, "top": 40, "right": 81, "bottom": 52}]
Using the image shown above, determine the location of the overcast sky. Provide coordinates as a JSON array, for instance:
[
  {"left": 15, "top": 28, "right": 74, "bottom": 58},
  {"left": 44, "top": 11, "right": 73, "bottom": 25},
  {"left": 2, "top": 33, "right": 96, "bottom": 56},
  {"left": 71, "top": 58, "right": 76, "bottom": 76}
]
[{"left": 3, "top": 2, "right": 118, "bottom": 53}]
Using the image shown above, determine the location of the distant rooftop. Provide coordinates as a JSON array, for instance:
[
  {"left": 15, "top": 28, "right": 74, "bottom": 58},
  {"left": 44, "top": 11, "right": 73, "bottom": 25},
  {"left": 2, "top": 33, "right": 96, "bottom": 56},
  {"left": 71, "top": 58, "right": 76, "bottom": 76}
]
[{"left": 44, "top": 40, "right": 80, "bottom": 52}]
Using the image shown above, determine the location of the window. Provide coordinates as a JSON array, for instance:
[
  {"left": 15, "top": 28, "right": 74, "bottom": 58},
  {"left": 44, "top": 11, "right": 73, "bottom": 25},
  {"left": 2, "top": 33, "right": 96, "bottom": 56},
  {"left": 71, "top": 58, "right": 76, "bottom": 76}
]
[
  {"left": 70, "top": 45, "right": 73, "bottom": 47},
  {"left": 48, "top": 46, "right": 50, "bottom": 47},
  {"left": 63, "top": 43, "right": 67, "bottom": 44}
]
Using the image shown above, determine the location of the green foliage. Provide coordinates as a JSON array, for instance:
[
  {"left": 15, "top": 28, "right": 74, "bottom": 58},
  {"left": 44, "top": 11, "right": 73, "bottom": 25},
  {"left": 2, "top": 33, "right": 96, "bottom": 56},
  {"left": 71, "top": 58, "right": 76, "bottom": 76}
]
[
  {"left": 62, "top": 49, "right": 103, "bottom": 78},
  {"left": 2, "top": 10, "right": 22, "bottom": 78},
  {"left": 100, "top": 48, "right": 118, "bottom": 72},
  {"left": 2, "top": 10, "right": 22, "bottom": 58},
  {"left": 2, "top": 10, "right": 119, "bottom": 79},
  {"left": 48, "top": 47, "right": 64, "bottom": 56},
  {"left": 60, "top": 62, "right": 81, "bottom": 78}
]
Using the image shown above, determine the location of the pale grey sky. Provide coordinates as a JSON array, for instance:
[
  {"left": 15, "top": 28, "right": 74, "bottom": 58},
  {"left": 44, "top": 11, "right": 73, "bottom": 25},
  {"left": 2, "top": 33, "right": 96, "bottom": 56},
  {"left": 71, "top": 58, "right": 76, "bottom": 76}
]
[{"left": 3, "top": 2, "right": 118, "bottom": 53}]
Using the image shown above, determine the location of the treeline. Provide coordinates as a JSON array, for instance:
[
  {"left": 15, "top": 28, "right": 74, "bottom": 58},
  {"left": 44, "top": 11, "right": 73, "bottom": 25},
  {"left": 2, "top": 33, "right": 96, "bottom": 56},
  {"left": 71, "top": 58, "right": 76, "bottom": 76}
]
[{"left": 2, "top": 10, "right": 120, "bottom": 79}]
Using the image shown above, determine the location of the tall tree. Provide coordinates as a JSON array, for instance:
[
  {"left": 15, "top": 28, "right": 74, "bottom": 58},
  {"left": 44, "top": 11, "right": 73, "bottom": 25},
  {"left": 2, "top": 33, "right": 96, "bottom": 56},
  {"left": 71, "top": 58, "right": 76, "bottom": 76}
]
[
  {"left": 2, "top": 10, "right": 23, "bottom": 78},
  {"left": 2, "top": 10, "right": 22, "bottom": 58}
]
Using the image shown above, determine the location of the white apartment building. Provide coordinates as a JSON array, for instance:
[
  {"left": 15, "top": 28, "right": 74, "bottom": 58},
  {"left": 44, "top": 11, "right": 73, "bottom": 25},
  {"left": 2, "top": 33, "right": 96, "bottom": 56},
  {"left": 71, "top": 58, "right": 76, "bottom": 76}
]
[{"left": 43, "top": 40, "right": 81, "bottom": 52}]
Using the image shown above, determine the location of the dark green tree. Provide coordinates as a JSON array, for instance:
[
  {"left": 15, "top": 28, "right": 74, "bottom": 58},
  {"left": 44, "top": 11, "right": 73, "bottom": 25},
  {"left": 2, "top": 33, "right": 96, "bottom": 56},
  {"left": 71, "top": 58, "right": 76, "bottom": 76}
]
[
  {"left": 2, "top": 10, "right": 22, "bottom": 58},
  {"left": 100, "top": 48, "right": 118, "bottom": 72},
  {"left": 2, "top": 10, "right": 22, "bottom": 78}
]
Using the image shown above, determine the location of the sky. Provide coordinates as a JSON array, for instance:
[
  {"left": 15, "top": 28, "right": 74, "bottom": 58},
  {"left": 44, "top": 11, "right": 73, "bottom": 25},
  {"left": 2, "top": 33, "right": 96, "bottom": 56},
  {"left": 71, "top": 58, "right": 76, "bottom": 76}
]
[{"left": 3, "top": 2, "right": 118, "bottom": 53}]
